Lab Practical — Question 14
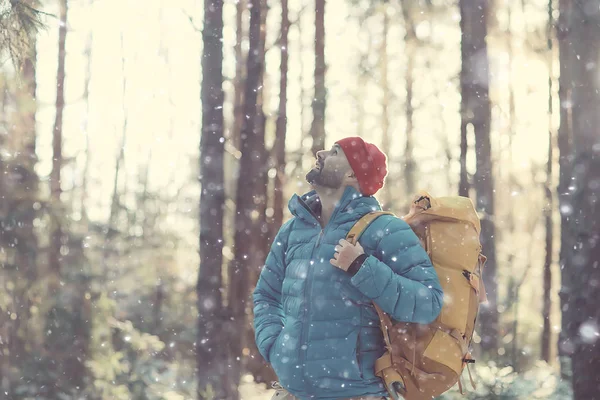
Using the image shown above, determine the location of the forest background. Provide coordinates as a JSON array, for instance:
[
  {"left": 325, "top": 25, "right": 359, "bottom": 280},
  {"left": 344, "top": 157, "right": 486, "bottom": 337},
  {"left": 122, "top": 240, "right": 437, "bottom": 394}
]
[{"left": 0, "top": 0, "right": 599, "bottom": 399}]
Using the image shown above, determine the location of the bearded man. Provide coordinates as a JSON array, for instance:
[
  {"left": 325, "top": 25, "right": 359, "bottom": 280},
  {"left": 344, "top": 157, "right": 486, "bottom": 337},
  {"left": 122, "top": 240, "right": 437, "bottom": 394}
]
[{"left": 253, "top": 137, "right": 443, "bottom": 400}]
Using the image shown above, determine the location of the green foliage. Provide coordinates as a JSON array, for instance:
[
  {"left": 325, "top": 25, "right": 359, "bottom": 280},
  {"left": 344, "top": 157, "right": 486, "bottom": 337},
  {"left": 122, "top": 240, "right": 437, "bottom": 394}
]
[
  {"left": 439, "top": 361, "right": 573, "bottom": 400},
  {"left": 82, "top": 293, "right": 195, "bottom": 400}
]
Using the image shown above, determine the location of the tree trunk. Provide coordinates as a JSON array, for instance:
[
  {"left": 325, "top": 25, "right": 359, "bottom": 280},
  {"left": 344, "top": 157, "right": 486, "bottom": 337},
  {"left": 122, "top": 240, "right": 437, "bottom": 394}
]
[
  {"left": 459, "top": 121, "right": 469, "bottom": 196},
  {"left": 49, "top": 0, "right": 68, "bottom": 289},
  {"left": 459, "top": 0, "right": 497, "bottom": 356},
  {"left": 380, "top": 8, "right": 392, "bottom": 209},
  {"left": 298, "top": 7, "right": 307, "bottom": 149},
  {"left": 102, "top": 34, "right": 127, "bottom": 286},
  {"left": 557, "top": 1, "right": 600, "bottom": 397},
  {"left": 310, "top": 0, "right": 326, "bottom": 156},
  {"left": 556, "top": 0, "right": 574, "bottom": 380},
  {"left": 14, "top": 38, "right": 38, "bottom": 337},
  {"left": 541, "top": 0, "right": 554, "bottom": 364},
  {"left": 230, "top": 0, "right": 269, "bottom": 393},
  {"left": 0, "top": 81, "right": 8, "bottom": 394},
  {"left": 1, "top": 40, "right": 39, "bottom": 398},
  {"left": 504, "top": 4, "right": 516, "bottom": 179},
  {"left": 197, "top": 0, "right": 227, "bottom": 398},
  {"left": 458, "top": 1, "right": 470, "bottom": 199},
  {"left": 81, "top": 3, "right": 93, "bottom": 225},
  {"left": 273, "top": 0, "right": 289, "bottom": 233},
  {"left": 401, "top": 3, "right": 415, "bottom": 200},
  {"left": 355, "top": 25, "right": 371, "bottom": 139},
  {"left": 232, "top": 0, "right": 246, "bottom": 150}
]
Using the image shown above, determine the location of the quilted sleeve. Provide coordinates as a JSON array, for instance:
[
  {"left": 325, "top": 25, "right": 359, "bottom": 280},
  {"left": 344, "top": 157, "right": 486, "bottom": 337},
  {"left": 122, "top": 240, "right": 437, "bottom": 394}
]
[
  {"left": 350, "top": 217, "right": 443, "bottom": 324},
  {"left": 252, "top": 219, "right": 293, "bottom": 362}
]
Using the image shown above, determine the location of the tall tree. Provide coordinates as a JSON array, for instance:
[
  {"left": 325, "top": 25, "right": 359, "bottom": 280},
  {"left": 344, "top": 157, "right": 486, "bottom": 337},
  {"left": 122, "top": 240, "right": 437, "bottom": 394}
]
[
  {"left": 458, "top": 2, "right": 470, "bottom": 199},
  {"left": 459, "top": 0, "right": 498, "bottom": 356},
  {"left": 49, "top": 0, "right": 68, "bottom": 288},
  {"left": 273, "top": 0, "right": 290, "bottom": 232},
  {"left": 12, "top": 38, "right": 38, "bottom": 355},
  {"left": 45, "top": 0, "right": 88, "bottom": 393},
  {"left": 556, "top": 0, "right": 574, "bottom": 380},
  {"left": 0, "top": 41, "right": 40, "bottom": 398},
  {"left": 310, "top": 0, "right": 326, "bottom": 155},
  {"left": 557, "top": 1, "right": 600, "bottom": 397},
  {"left": 232, "top": 0, "right": 246, "bottom": 150},
  {"left": 401, "top": 2, "right": 416, "bottom": 199},
  {"left": 102, "top": 34, "right": 128, "bottom": 284},
  {"left": 230, "top": 0, "right": 269, "bottom": 394},
  {"left": 81, "top": 0, "right": 94, "bottom": 225},
  {"left": 541, "top": 0, "right": 554, "bottom": 364},
  {"left": 380, "top": 6, "right": 392, "bottom": 209},
  {"left": 354, "top": 19, "right": 371, "bottom": 139},
  {"left": 196, "top": 0, "right": 227, "bottom": 398}
]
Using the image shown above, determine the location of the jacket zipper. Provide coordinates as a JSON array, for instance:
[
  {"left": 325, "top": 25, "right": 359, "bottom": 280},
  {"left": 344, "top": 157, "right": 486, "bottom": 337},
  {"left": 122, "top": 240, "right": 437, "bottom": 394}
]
[
  {"left": 300, "top": 227, "right": 322, "bottom": 393},
  {"left": 298, "top": 197, "right": 341, "bottom": 393}
]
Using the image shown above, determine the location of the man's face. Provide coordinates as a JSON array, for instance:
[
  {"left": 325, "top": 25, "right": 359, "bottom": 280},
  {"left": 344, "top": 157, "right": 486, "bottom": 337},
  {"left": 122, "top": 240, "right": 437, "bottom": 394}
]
[{"left": 306, "top": 144, "right": 353, "bottom": 190}]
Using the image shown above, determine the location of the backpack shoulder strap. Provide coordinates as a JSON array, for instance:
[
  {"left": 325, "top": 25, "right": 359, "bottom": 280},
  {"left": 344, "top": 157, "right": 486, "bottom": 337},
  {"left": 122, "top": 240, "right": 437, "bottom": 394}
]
[
  {"left": 346, "top": 211, "right": 396, "bottom": 346},
  {"left": 346, "top": 211, "right": 395, "bottom": 245}
]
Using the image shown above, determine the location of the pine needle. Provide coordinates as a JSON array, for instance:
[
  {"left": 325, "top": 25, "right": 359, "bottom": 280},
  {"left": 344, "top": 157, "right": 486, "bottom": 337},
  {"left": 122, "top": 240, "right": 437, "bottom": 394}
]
[{"left": 0, "top": 0, "right": 49, "bottom": 68}]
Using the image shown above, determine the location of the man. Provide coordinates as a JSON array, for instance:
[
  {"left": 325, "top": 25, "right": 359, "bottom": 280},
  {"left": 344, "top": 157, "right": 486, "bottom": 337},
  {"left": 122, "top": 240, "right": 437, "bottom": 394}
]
[{"left": 253, "top": 137, "right": 443, "bottom": 400}]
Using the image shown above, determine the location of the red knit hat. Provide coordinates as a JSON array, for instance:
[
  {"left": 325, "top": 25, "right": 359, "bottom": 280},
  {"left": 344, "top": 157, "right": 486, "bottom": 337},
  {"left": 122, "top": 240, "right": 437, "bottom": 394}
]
[{"left": 335, "top": 137, "right": 387, "bottom": 196}]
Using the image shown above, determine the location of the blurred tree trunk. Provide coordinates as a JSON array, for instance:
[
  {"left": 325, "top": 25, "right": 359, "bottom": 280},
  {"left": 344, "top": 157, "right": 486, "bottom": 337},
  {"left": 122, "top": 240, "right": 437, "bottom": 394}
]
[
  {"left": 0, "top": 43, "right": 40, "bottom": 398},
  {"left": 46, "top": 2, "right": 69, "bottom": 391},
  {"left": 291, "top": 5, "right": 309, "bottom": 180},
  {"left": 458, "top": 0, "right": 470, "bottom": 198},
  {"left": 557, "top": 1, "right": 600, "bottom": 397},
  {"left": 273, "top": 0, "right": 289, "bottom": 233},
  {"left": 197, "top": 0, "right": 227, "bottom": 398},
  {"left": 102, "top": 34, "right": 127, "bottom": 284},
  {"left": 310, "top": 0, "right": 326, "bottom": 155},
  {"left": 231, "top": 0, "right": 269, "bottom": 392},
  {"left": 509, "top": 214, "right": 536, "bottom": 371},
  {"left": 556, "top": 0, "right": 573, "bottom": 380},
  {"left": 81, "top": 3, "right": 93, "bottom": 225},
  {"left": 250, "top": 0, "right": 284, "bottom": 384},
  {"left": 505, "top": 3, "right": 518, "bottom": 367},
  {"left": 459, "top": 0, "right": 498, "bottom": 356},
  {"left": 380, "top": 7, "right": 392, "bottom": 209},
  {"left": 49, "top": 0, "right": 68, "bottom": 290},
  {"left": 12, "top": 42, "right": 38, "bottom": 356},
  {"left": 505, "top": 5, "right": 516, "bottom": 177},
  {"left": 541, "top": 0, "right": 554, "bottom": 364},
  {"left": 355, "top": 21, "right": 371, "bottom": 139},
  {"left": 458, "top": 0, "right": 471, "bottom": 200},
  {"left": 401, "top": 2, "right": 415, "bottom": 199},
  {"left": 0, "top": 82, "right": 8, "bottom": 394},
  {"left": 458, "top": 125, "right": 469, "bottom": 196},
  {"left": 46, "top": 0, "right": 89, "bottom": 392},
  {"left": 232, "top": 0, "right": 246, "bottom": 150}
]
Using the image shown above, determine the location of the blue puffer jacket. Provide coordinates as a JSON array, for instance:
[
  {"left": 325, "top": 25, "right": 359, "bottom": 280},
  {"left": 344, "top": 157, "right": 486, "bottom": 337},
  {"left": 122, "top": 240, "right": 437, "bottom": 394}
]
[{"left": 253, "top": 187, "right": 443, "bottom": 399}]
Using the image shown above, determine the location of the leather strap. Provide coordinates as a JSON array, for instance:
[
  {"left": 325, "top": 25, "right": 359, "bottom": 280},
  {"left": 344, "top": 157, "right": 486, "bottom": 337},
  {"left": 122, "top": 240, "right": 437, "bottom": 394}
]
[
  {"left": 346, "top": 211, "right": 397, "bottom": 352},
  {"left": 477, "top": 254, "right": 488, "bottom": 303},
  {"left": 346, "top": 211, "right": 394, "bottom": 245},
  {"left": 374, "top": 352, "right": 394, "bottom": 373}
]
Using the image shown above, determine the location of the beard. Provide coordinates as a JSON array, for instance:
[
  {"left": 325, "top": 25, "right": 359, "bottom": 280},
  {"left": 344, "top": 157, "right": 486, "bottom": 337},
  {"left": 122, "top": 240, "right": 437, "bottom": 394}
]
[{"left": 306, "top": 165, "right": 344, "bottom": 190}]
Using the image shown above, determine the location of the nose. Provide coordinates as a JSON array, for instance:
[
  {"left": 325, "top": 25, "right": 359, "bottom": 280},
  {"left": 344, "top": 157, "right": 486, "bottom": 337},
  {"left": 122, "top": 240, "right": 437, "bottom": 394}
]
[{"left": 316, "top": 150, "right": 327, "bottom": 162}]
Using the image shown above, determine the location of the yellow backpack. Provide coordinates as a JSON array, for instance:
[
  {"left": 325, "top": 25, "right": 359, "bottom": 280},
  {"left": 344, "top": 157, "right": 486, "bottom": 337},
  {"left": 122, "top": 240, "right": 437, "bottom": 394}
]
[{"left": 346, "top": 191, "right": 488, "bottom": 400}]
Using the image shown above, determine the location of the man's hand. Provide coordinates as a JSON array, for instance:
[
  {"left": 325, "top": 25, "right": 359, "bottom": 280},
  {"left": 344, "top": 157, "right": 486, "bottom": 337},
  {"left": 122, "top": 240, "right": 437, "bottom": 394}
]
[{"left": 330, "top": 239, "right": 365, "bottom": 271}]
